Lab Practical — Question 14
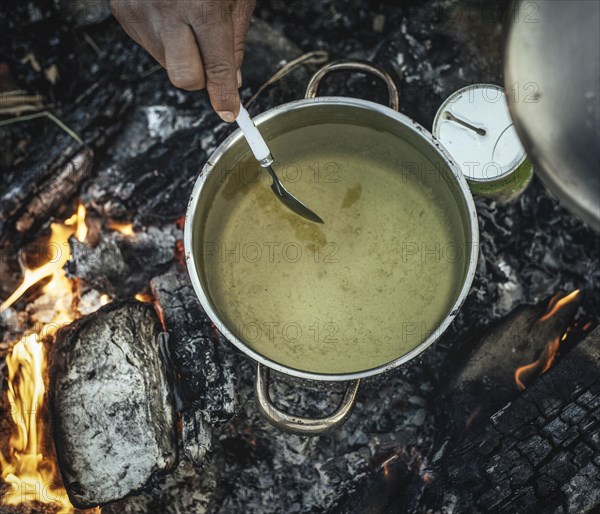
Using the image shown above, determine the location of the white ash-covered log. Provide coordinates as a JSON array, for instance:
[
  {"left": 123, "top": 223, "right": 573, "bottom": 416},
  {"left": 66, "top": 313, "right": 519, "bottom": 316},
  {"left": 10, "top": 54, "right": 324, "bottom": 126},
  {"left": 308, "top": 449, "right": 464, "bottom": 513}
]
[{"left": 49, "top": 301, "right": 177, "bottom": 509}]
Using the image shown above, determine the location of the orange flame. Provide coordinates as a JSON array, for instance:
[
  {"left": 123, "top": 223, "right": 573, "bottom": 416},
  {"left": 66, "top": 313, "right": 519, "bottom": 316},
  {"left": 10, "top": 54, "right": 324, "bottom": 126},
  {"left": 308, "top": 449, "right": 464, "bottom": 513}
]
[
  {"left": 134, "top": 291, "right": 165, "bottom": 330},
  {"left": 73, "top": 203, "right": 88, "bottom": 242},
  {"left": 0, "top": 333, "right": 72, "bottom": 512},
  {"left": 515, "top": 290, "right": 581, "bottom": 391},
  {"left": 515, "top": 336, "right": 561, "bottom": 391},
  {"left": 134, "top": 291, "right": 153, "bottom": 303},
  {"left": 1, "top": 226, "right": 76, "bottom": 315},
  {"left": 539, "top": 289, "right": 581, "bottom": 322},
  {"left": 107, "top": 220, "right": 135, "bottom": 237},
  {"left": 0, "top": 204, "right": 91, "bottom": 512}
]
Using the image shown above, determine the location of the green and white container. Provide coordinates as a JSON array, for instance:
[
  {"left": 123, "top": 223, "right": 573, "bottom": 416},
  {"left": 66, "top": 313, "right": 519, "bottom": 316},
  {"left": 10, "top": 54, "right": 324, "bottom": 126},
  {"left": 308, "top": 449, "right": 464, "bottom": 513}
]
[{"left": 433, "top": 84, "right": 533, "bottom": 204}]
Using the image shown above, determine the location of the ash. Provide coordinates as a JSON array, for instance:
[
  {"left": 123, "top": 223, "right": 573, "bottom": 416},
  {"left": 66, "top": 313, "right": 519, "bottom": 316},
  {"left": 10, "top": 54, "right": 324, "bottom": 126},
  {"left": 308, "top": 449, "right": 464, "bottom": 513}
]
[{"left": 1, "top": 1, "right": 598, "bottom": 513}]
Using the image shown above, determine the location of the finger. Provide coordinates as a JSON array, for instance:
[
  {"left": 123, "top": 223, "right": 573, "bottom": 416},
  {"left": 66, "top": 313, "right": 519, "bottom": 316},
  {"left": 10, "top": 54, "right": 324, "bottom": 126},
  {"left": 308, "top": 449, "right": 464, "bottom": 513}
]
[
  {"left": 233, "top": 0, "right": 256, "bottom": 78},
  {"left": 163, "top": 25, "right": 206, "bottom": 91},
  {"left": 125, "top": 26, "right": 166, "bottom": 67},
  {"left": 190, "top": 3, "right": 240, "bottom": 121},
  {"left": 110, "top": 0, "right": 165, "bottom": 66}
]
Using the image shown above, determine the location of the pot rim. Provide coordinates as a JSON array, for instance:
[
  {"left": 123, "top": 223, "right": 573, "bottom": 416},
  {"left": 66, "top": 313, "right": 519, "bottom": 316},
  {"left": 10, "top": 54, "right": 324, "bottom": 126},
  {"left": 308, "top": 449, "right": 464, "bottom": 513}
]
[{"left": 184, "top": 96, "right": 479, "bottom": 382}]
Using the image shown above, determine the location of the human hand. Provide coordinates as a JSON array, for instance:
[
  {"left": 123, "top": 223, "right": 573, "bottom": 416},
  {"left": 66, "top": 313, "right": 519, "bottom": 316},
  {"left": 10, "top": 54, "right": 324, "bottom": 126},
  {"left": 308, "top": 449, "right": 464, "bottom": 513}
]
[{"left": 110, "top": 0, "right": 256, "bottom": 122}]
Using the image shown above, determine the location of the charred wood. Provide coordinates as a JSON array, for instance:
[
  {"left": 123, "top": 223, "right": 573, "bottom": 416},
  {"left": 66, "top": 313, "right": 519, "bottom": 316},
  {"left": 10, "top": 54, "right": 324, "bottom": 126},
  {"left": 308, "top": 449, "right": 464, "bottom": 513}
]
[
  {"left": 49, "top": 301, "right": 177, "bottom": 508},
  {"left": 438, "top": 291, "right": 581, "bottom": 439},
  {"left": 66, "top": 224, "right": 179, "bottom": 298},
  {"left": 150, "top": 265, "right": 238, "bottom": 425},
  {"left": 1, "top": 80, "right": 129, "bottom": 243},
  {"left": 15, "top": 148, "right": 93, "bottom": 234},
  {"left": 424, "top": 327, "right": 600, "bottom": 513}
]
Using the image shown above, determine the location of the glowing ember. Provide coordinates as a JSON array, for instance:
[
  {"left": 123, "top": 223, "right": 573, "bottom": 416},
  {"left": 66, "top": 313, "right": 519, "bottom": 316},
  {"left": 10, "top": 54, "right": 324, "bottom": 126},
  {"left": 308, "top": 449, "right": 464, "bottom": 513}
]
[
  {"left": 515, "top": 289, "right": 582, "bottom": 391},
  {"left": 107, "top": 220, "right": 135, "bottom": 237},
  {"left": 0, "top": 204, "right": 90, "bottom": 512},
  {"left": 174, "top": 239, "right": 186, "bottom": 268},
  {"left": 135, "top": 291, "right": 153, "bottom": 303},
  {"left": 100, "top": 293, "right": 111, "bottom": 306}
]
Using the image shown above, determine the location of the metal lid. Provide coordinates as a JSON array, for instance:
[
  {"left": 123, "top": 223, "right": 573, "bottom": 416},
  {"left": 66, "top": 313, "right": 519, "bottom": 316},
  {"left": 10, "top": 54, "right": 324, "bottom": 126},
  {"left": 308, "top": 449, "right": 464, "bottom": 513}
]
[{"left": 433, "top": 84, "right": 526, "bottom": 182}]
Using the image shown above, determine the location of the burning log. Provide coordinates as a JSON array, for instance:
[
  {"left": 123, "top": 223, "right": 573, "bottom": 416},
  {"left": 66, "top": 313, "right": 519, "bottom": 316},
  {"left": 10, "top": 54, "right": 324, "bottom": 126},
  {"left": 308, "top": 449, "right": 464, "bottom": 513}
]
[
  {"left": 149, "top": 266, "right": 238, "bottom": 423},
  {"left": 14, "top": 148, "right": 93, "bottom": 235},
  {"left": 330, "top": 292, "right": 586, "bottom": 513},
  {"left": 425, "top": 326, "right": 600, "bottom": 513},
  {"left": 0, "top": 81, "right": 129, "bottom": 242},
  {"left": 438, "top": 290, "right": 582, "bottom": 437},
  {"left": 0, "top": 205, "right": 88, "bottom": 513},
  {"left": 49, "top": 301, "right": 177, "bottom": 509},
  {"left": 66, "top": 223, "right": 180, "bottom": 298}
]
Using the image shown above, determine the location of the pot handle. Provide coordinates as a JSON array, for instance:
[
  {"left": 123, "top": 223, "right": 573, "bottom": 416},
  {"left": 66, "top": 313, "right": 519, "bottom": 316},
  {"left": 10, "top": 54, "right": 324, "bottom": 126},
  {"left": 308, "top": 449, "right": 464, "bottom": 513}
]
[
  {"left": 305, "top": 60, "right": 400, "bottom": 112},
  {"left": 255, "top": 363, "right": 361, "bottom": 436}
]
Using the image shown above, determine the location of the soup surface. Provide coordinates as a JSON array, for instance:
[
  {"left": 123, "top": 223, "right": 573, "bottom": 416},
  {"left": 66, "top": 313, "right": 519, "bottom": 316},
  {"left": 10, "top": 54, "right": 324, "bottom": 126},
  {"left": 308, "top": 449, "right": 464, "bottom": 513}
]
[{"left": 199, "top": 123, "right": 468, "bottom": 374}]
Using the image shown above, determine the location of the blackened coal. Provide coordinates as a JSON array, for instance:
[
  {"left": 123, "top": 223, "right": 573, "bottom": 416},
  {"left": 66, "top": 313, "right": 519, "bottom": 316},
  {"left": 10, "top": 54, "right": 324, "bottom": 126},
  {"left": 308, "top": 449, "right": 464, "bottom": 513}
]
[
  {"left": 66, "top": 225, "right": 180, "bottom": 298},
  {"left": 422, "top": 328, "right": 600, "bottom": 514},
  {"left": 149, "top": 266, "right": 238, "bottom": 424}
]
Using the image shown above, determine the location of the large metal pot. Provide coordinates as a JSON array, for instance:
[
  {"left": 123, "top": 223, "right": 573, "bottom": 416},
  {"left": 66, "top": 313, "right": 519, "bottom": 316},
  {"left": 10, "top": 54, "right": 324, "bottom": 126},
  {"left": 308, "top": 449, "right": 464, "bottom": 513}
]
[
  {"left": 184, "top": 62, "right": 479, "bottom": 435},
  {"left": 505, "top": 0, "right": 600, "bottom": 230}
]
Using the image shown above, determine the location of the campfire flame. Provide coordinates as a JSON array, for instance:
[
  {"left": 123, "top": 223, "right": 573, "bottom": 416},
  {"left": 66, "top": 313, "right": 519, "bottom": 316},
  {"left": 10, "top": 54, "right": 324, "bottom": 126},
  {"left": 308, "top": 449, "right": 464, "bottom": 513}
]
[
  {"left": 539, "top": 289, "right": 581, "bottom": 322},
  {"left": 515, "top": 289, "right": 582, "bottom": 391},
  {"left": 107, "top": 220, "right": 134, "bottom": 237},
  {"left": 0, "top": 218, "right": 77, "bottom": 314},
  {"left": 134, "top": 291, "right": 153, "bottom": 303},
  {"left": 0, "top": 205, "right": 90, "bottom": 512}
]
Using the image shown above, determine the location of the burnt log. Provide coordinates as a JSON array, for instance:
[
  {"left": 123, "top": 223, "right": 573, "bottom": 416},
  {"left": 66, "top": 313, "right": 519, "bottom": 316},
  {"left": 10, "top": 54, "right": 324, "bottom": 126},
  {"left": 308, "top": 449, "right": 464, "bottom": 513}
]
[
  {"left": 330, "top": 294, "right": 584, "bottom": 514},
  {"left": 0, "top": 80, "right": 129, "bottom": 242},
  {"left": 150, "top": 265, "right": 238, "bottom": 424},
  {"left": 15, "top": 148, "right": 93, "bottom": 234},
  {"left": 438, "top": 291, "right": 581, "bottom": 437},
  {"left": 424, "top": 327, "right": 600, "bottom": 513},
  {"left": 50, "top": 301, "right": 177, "bottom": 508},
  {"left": 65, "top": 224, "right": 180, "bottom": 298}
]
